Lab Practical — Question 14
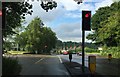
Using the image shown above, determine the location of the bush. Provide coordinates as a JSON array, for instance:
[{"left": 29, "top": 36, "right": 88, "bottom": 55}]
[
  {"left": 85, "top": 47, "right": 100, "bottom": 53},
  {"left": 100, "top": 47, "right": 120, "bottom": 58},
  {"left": 75, "top": 48, "right": 82, "bottom": 52},
  {"left": 2, "top": 57, "right": 22, "bottom": 75},
  {"left": 68, "top": 50, "right": 75, "bottom": 53}
]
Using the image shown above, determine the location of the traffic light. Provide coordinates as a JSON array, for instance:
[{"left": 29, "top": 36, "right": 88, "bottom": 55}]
[{"left": 82, "top": 11, "right": 91, "bottom": 31}]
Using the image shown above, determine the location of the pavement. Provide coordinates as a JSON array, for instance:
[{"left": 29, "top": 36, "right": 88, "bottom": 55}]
[
  {"left": 62, "top": 59, "right": 93, "bottom": 77},
  {"left": 62, "top": 59, "right": 119, "bottom": 77}
]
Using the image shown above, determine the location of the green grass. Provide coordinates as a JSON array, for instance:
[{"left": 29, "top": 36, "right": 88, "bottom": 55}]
[
  {"left": 100, "top": 51, "right": 120, "bottom": 58},
  {"left": 86, "top": 52, "right": 101, "bottom": 55},
  {"left": 6, "top": 51, "right": 28, "bottom": 54}
]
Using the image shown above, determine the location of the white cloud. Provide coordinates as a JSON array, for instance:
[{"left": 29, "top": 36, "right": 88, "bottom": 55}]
[
  {"left": 95, "top": 0, "right": 113, "bottom": 10},
  {"left": 79, "top": 3, "right": 96, "bottom": 14},
  {"left": 24, "top": 0, "right": 114, "bottom": 42},
  {"left": 65, "top": 12, "right": 81, "bottom": 18},
  {"left": 83, "top": 0, "right": 103, "bottom": 2},
  {"left": 56, "top": 0, "right": 79, "bottom": 11},
  {"left": 53, "top": 22, "right": 91, "bottom": 42},
  {"left": 25, "top": 1, "right": 66, "bottom": 25},
  {"left": 54, "top": 22, "right": 81, "bottom": 38}
]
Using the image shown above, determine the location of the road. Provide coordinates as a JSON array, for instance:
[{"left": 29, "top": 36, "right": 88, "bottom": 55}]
[
  {"left": 17, "top": 54, "right": 70, "bottom": 76},
  {"left": 4, "top": 54, "right": 120, "bottom": 76},
  {"left": 58, "top": 54, "right": 120, "bottom": 76}
]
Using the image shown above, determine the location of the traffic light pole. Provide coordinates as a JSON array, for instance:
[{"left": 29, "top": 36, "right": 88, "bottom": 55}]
[
  {"left": 82, "top": 30, "right": 85, "bottom": 73},
  {"left": 81, "top": 10, "right": 91, "bottom": 73}
]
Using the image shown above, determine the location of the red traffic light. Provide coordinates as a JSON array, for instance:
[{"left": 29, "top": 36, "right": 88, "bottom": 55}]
[
  {"left": 82, "top": 10, "right": 91, "bottom": 31},
  {"left": 85, "top": 13, "right": 90, "bottom": 18}
]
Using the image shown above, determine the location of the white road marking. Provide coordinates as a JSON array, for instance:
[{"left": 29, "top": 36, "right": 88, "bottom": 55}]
[
  {"left": 57, "top": 56, "right": 63, "bottom": 63},
  {"left": 35, "top": 58, "right": 44, "bottom": 64}
]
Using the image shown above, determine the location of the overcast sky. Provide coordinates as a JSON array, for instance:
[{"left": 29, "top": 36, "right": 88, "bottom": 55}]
[{"left": 24, "top": 0, "right": 114, "bottom": 42}]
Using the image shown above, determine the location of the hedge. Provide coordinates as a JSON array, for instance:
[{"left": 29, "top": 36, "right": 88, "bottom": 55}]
[{"left": 2, "top": 57, "right": 22, "bottom": 76}]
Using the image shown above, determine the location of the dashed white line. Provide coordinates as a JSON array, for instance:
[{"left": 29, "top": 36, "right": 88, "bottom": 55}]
[
  {"left": 57, "top": 56, "right": 63, "bottom": 63},
  {"left": 35, "top": 58, "right": 44, "bottom": 64}
]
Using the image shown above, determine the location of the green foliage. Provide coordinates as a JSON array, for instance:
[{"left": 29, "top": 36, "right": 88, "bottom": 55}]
[
  {"left": 2, "top": 57, "right": 22, "bottom": 75},
  {"left": 98, "top": 12, "right": 119, "bottom": 46},
  {"left": 75, "top": 47, "right": 82, "bottom": 52},
  {"left": 3, "top": 41, "right": 12, "bottom": 51},
  {"left": 41, "top": 1, "right": 57, "bottom": 12},
  {"left": 87, "top": 1, "right": 120, "bottom": 47},
  {"left": 3, "top": 2, "right": 33, "bottom": 37},
  {"left": 100, "top": 47, "right": 120, "bottom": 58},
  {"left": 68, "top": 47, "right": 100, "bottom": 53},
  {"left": 16, "top": 17, "right": 57, "bottom": 53},
  {"left": 91, "top": 6, "right": 111, "bottom": 30},
  {"left": 56, "top": 40, "right": 63, "bottom": 49},
  {"left": 85, "top": 47, "right": 100, "bottom": 53},
  {"left": 68, "top": 50, "right": 76, "bottom": 53},
  {"left": 68, "top": 50, "right": 74, "bottom": 53}
]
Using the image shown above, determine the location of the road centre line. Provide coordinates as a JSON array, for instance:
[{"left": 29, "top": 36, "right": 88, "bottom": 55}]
[
  {"left": 57, "top": 56, "right": 63, "bottom": 63},
  {"left": 35, "top": 58, "right": 44, "bottom": 64}
]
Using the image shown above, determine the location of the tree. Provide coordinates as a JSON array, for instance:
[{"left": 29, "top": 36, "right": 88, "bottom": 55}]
[
  {"left": 56, "top": 40, "right": 63, "bottom": 49},
  {"left": 2, "top": 2, "right": 33, "bottom": 37},
  {"left": 86, "top": 6, "right": 111, "bottom": 43},
  {"left": 40, "top": 1, "right": 57, "bottom": 12},
  {"left": 98, "top": 12, "right": 119, "bottom": 46},
  {"left": 16, "top": 17, "right": 57, "bottom": 53},
  {"left": 41, "top": 27, "right": 57, "bottom": 53},
  {"left": 22, "top": 17, "right": 43, "bottom": 52},
  {"left": 87, "top": 1, "right": 120, "bottom": 46}
]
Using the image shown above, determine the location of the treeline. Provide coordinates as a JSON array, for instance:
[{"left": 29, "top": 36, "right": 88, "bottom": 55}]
[
  {"left": 56, "top": 40, "right": 99, "bottom": 50},
  {"left": 87, "top": 1, "right": 120, "bottom": 47},
  {"left": 86, "top": 1, "right": 120, "bottom": 58},
  {"left": 4, "top": 17, "right": 57, "bottom": 54}
]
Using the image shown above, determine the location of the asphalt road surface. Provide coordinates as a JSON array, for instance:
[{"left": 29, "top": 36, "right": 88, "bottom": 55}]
[
  {"left": 58, "top": 54, "right": 120, "bottom": 76},
  {"left": 17, "top": 55, "right": 70, "bottom": 76},
  {"left": 4, "top": 54, "right": 120, "bottom": 76}
]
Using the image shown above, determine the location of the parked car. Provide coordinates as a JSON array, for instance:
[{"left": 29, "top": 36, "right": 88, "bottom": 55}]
[
  {"left": 72, "top": 52, "right": 76, "bottom": 54},
  {"left": 77, "top": 52, "right": 82, "bottom": 56},
  {"left": 63, "top": 51, "right": 68, "bottom": 55}
]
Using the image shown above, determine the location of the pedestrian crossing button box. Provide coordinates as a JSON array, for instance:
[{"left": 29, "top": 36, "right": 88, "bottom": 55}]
[{"left": 88, "top": 55, "right": 96, "bottom": 74}]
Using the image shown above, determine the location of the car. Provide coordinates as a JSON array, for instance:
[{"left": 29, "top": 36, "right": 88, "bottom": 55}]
[
  {"left": 63, "top": 51, "right": 68, "bottom": 55},
  {"left": 77, "top": 52, "right": 82, "bottom": 56}
]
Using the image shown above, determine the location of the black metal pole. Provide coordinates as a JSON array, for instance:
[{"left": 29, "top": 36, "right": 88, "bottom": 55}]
[{"left": 82, "top": 30, "right": 85, "bottom": 72}]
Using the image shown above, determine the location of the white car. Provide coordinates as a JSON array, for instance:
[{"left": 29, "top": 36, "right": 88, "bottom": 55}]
[{"left": 77, "top": 52, "right": 82, "bottom": 56}]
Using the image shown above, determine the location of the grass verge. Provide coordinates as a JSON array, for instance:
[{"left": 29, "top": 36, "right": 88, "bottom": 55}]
[{"left": 6, "top": 51, "right": 29, "bottom": 55}]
